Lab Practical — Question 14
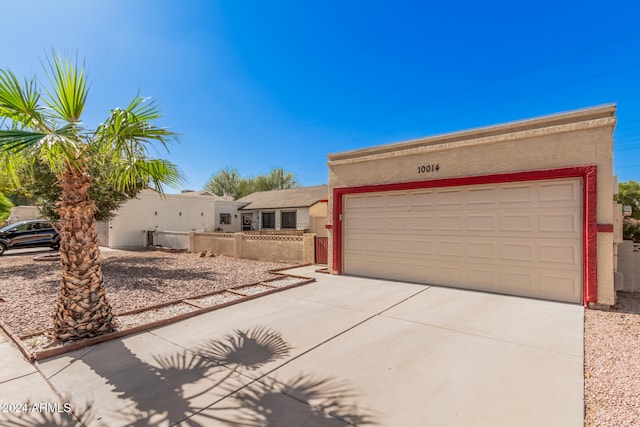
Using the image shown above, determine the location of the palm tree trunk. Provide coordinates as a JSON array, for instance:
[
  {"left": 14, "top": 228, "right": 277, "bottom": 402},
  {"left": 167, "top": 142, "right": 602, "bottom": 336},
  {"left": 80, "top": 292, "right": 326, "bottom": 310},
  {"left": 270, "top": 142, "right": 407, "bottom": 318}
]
[{"left": 53, "top": 166, "right": 114, "bottom": 341}]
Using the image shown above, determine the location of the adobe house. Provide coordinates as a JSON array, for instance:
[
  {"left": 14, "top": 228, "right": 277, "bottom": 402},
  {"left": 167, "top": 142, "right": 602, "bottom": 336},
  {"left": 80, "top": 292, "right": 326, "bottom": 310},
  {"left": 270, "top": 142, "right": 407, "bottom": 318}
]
[
  {"left": 327, "top": 105, "right": 619, "bottom": 306},
  {"left": 98, "top": 189, "right": 246, "bottom": 249}
]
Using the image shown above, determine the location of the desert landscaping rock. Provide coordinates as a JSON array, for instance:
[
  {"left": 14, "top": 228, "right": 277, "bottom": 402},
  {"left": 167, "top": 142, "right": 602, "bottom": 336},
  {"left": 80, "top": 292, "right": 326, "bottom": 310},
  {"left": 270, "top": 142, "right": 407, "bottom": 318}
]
[
  {"left": 264, "top": 276, "right": 307, "bottom": 287},
  {"left": 115, "top": 302, "right": 199, "bottom": 331},
  {"left": 0, "top": 250, "right": 294, "bottom": 337},
  {"left": 584, "top": 291, "right": 640, "bottom": 427},
  {"left": 185, "top": 291, "right": 243, "bottom": 308},
  {"left": 232, "top": 284, "right": 274, "bottom": 295}
]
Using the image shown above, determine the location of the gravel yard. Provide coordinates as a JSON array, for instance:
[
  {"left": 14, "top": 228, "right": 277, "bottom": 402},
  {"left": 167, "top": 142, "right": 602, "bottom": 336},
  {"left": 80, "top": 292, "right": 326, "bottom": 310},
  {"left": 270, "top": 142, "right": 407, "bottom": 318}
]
[
  {"left": 584, "top": 291, "right": 640, "bottom": 427},
  {"left": 0, "top": 249, "right": 295, "bottom": 338}
]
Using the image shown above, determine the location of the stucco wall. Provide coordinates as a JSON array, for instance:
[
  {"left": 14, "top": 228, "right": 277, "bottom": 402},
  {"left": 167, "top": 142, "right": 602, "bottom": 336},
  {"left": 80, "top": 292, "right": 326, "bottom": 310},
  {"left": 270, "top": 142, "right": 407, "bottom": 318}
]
[
  {"left": 8, "top": 206, "right": 41, "bottom": 223},
  {"left": 327, "top": 105, "right": 617, "bottom": 305},
  {"left": 155, "top": 231, "right": 189, "bottom": 250},
  {"left": 190, "top": 232, "right": 236, "bottom": 255},
  {"left": 214, "top": 202, "right": 244, "bottom": 232},
  {"left": 189, "top": 232, "right": 316, "bottom": 264},
  {"left": 618, "top": 241, "right": 640, "bottom": 291},
  {"left": 108, "top": 190, "right": 244, "bottom": 248}
]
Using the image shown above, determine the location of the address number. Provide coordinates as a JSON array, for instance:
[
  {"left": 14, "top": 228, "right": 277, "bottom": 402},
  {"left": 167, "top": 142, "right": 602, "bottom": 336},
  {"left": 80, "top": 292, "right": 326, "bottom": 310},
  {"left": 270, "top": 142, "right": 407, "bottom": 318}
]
[{"left": 417, "top": 164, "right": 440, "bottom": 174}]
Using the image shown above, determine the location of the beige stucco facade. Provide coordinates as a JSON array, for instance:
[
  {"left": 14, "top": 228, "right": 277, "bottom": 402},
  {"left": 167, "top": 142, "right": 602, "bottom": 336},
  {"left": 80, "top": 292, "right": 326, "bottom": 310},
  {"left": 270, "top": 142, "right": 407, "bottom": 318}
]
[
  {"left": 327, "top": 105, "right": 618, "bottom": 306},
  {"left": 189, "top": 231, "right": 316, "bottom": 264}
]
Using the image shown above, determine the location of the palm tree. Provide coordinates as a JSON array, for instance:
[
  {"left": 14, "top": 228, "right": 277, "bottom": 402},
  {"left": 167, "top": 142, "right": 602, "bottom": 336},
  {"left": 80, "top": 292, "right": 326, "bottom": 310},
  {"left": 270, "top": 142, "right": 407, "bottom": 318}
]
[{"left": 0, "top": 54, "right": 183, "bottom": 342}]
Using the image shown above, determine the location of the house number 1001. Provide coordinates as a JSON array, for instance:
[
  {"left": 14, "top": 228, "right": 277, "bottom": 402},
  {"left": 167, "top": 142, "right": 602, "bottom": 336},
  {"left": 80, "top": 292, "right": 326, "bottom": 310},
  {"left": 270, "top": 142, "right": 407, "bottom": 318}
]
[{"left": 417, "top": 164, "right": 440, "bottom": 174}]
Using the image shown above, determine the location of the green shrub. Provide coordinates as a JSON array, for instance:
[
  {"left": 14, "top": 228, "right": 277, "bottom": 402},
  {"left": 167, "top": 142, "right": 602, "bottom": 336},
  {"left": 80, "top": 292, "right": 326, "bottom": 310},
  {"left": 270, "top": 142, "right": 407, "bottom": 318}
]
[{"left": 623, "top": 218, "right": 640, "bottom": 243}]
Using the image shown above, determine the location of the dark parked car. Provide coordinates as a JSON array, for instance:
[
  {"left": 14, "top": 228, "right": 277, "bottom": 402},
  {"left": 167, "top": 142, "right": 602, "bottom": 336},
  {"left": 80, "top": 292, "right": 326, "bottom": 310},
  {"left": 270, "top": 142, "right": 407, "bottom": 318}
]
[{"left": 0, "top": 219, "right": 60, "bottom": 256}]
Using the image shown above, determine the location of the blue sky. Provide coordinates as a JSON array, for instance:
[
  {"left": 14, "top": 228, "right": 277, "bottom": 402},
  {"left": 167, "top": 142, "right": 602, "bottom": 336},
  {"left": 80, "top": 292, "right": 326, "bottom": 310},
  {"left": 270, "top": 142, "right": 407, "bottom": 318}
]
[{"left": 2, "top": 0, "right": 640, "bottom": 191}]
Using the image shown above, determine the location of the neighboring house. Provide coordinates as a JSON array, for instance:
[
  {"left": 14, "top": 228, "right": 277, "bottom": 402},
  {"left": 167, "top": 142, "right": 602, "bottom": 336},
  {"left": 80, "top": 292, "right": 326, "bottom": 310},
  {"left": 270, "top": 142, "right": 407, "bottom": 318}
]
[
  {"left": 236, "top": 185, "right": 328, "bottom": 234},
  {"left": 98, "top": 189, "right": 246, "bottom": 249}
]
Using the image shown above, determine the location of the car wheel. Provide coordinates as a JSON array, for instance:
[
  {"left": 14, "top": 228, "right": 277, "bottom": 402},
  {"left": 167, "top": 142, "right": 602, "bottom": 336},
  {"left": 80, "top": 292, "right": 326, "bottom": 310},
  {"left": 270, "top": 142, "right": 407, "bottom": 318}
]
[{"left": 0, "top": 244, "right": 5, "bottom": 256}]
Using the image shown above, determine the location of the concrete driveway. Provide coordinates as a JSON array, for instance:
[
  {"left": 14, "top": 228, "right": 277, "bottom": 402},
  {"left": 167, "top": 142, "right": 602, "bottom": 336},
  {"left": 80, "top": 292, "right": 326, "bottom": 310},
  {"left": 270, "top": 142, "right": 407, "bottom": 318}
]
[{"left": 1, "top": 265, "right": 583, "bottom": 426}]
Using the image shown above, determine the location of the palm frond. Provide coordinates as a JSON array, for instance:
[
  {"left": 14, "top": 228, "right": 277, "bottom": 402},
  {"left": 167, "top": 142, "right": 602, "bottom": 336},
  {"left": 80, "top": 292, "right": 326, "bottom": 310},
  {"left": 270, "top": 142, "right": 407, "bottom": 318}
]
[
  {"left": 0, "top": 129, "right": 46, "bottom": 152},
  {"left": 0, "top": 69, "right": 46, "bottom": 130},
  {"left": 96, "top": 97, "right": 178, "bottom": 156},
  {"left": 126, "top": 93, "right": 162, "bottom": 121},
  {"left": 44, "top": 53, "right": 88, "bottom": 123},
  {"left": 113, "top": 157, "right": 184, "bottom": 195}
]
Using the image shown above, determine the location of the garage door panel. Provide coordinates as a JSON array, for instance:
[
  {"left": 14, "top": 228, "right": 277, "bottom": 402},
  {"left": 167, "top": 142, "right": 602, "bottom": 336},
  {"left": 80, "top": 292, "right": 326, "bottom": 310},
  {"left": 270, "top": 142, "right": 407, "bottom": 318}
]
[
  {"left": 437, "top": 215, "right": 464, "bottom": 231},
  {"left": 539, "top": 212, "right": 580, "bottom": 233},
  {"left": 539, "top": 181, "right": 579, "bottom": 202},
  {"left": 500, "top": 242, "right": 534, "bottom": 262},
  {"left": 436, "top": 240, "right": 463, "bottom": 257},
  {"left": 539, "top": 244, "right": 580, "bottom": 265},
  {"left": 467, "top": 241, "right": 497, "bottom": 259},
  {"left": 437, "top": 265, "right": 464, "bottom": 283},
  {"left": 539, "top": 274, "right": 581, "bottom": 301},
  {"left": 500, "top": 185, "right": 533, "bottom": 204},
  {"left": 408, "top": 215, "right": 435, "bottom": 231},
  {"left": 467, "top": 214, "right": 496, "bottom": 231},
  {"left": 364, "top": 195, "right": 386, "bottom": 208},
  {"left": 466, "top": 187, "right": 496, "bottom": 204},
  {"left": 406, "top": 239, "right": 435, "bottom": 255},
  {"left": 342, "top": 178, "right": 583, "bottom": 303},
  {"left": 500, "top": 214, "right": 534, "bottom": 232},
  {"left": 465, "top": 268, "right": 498, "bottom": 287},
  {"left": 344, "top": 236, "right": 363, "bottom": 251},
  {"left": 436, "top": 189, "right": 464, "bottom": 206}
]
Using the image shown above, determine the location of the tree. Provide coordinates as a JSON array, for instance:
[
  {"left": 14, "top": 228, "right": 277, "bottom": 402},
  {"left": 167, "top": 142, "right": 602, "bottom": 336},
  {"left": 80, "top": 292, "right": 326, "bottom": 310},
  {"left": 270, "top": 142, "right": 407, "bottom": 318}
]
[
  {"left": 2, "top": 155, "right": 143, "bottom": 222},
  {"left": 204, "top": 167, "right": 299, "bottom": 199},
  {"left": 0, "top": 192, "right": 12, "bottom": 222},
  {"left": 615, "top": 180, "right": 640, "bottom": 219},
  {"left": 255, "top": 168, "right": 298, "bottom": 192},
  {"left": 204, "top": 166, "right": 241, "bottom": 199},
  {"left": 0, "top": 54, "right": 183, "bottom": 342}
]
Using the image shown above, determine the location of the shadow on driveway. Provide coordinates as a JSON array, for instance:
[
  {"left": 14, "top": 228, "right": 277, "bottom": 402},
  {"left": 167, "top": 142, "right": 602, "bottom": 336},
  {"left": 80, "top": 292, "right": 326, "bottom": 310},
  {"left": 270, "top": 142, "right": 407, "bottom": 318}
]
[{"left": 7, "top": 326, "right": 376, "bottom": 426}]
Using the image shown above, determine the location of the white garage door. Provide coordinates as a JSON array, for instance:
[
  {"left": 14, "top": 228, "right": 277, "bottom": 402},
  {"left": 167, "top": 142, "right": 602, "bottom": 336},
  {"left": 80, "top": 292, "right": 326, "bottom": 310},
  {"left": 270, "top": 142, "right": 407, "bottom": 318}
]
[{"left": 343, "top": 178, "right": 583, "bottom": 303}]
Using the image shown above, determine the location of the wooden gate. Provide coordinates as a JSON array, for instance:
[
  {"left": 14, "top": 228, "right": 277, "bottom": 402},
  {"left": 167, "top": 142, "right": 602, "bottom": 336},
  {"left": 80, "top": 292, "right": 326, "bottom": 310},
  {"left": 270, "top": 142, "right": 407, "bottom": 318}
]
[{"left": 315, "top": 237, "right": 328, "bottom": 264}]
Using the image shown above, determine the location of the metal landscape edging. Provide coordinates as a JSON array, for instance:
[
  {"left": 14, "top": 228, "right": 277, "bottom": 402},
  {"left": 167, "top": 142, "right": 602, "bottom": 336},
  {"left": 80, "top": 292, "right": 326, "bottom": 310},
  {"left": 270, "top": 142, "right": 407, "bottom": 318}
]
[{"left": 2, "top": 266, "right": 315, "bottom": 362}]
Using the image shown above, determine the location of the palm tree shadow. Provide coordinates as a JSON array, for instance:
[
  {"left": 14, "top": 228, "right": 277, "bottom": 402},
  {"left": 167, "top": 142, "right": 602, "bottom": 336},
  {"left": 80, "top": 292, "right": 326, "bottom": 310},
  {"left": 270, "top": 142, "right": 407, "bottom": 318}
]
[
  {"left": 190, "top": 327, "right": 377, "bottom": 426},
  {"left": 75, "top": 326, "right": 294, "bottom": 426},
  {"left": 197, "top": 325, "right": 292, "bottom": 371},
  {"left": 0, "top": 399, "right": 96, "bottom": 427},
  {"left": 196, "top": 374, "right": 377, "bottom": 426},
  {"left": 42, "top": 326, "right": 375, "bottom": 426}
]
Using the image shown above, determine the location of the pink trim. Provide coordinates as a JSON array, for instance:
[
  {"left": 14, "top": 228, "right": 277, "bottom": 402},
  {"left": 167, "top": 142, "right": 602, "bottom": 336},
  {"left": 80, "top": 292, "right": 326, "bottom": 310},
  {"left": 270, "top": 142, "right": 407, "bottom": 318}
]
[
  {"left": 597, "top": 224, "right": 614, "bottom": 233},
  {"left": 332, "top": 166, "right": 598, "bottom": 306}
]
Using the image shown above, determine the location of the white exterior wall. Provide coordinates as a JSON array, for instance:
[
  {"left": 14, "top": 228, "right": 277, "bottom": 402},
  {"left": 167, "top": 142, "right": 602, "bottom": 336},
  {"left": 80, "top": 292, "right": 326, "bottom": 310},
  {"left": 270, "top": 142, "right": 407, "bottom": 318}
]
[
  {"left": 107, "top": 190, "right": 243, "bottom": 248},
  {"left": 8, "top": 206, "right": 41, "bottom": 223},
  {"left": 618, "top": 241, "right": 640, "bottom": 291},
  {"left": 213, "top": 201, "right": 244, "bottom": 232}
]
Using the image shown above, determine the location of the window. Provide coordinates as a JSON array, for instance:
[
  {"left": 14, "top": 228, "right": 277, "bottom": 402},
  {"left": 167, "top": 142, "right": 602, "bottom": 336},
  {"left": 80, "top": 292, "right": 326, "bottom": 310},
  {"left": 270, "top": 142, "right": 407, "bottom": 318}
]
[
  {"left": 262, "top": 212, "right": 275, "bottom": 229},
  {"left": 220, "top": 213, "right": 232, "bottom": 225},
  {"left": 281, "top": 211, "right": 297, "bottom": 229}
]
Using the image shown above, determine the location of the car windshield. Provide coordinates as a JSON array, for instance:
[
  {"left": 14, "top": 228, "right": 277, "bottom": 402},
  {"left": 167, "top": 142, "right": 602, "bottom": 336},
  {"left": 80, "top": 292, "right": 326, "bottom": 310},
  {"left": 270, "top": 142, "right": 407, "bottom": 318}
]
[
  {"left": 0, "top": 223, "right": 20, "bottom": 233},
  {"left": 0, "top": 222, "right": 49, "bottom": 233}
]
